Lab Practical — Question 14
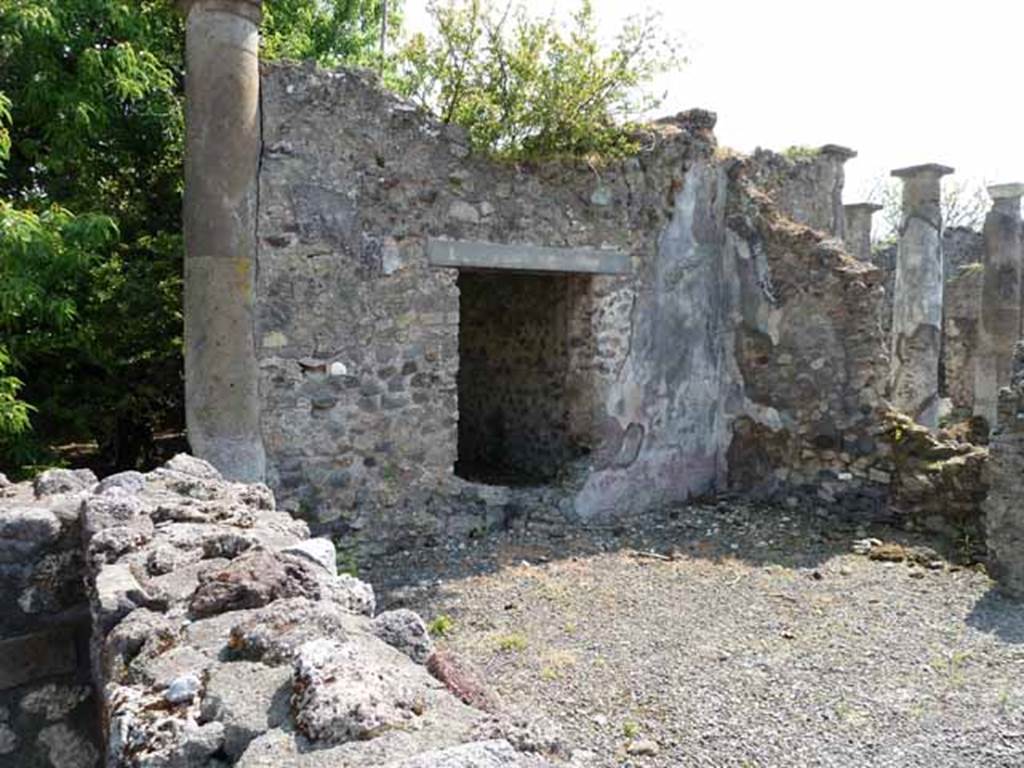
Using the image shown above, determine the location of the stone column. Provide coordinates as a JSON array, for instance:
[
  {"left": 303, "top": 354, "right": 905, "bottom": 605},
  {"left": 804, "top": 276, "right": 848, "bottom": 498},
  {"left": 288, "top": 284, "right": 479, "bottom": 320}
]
[
  {"left": 820, "top": 144, "right": 858, "bottom": 239},
  {"left": 974, "top": 183, "right": 1024, "bottom": 424},
  {"left": 843, "top": 202, "right": 882, "bottom": 261},
  {"left": 180, "top": 0, "right": 265, "bottom": 481},
  {"left": 889, "top": 163, "right": 954, "bottom": 428}
]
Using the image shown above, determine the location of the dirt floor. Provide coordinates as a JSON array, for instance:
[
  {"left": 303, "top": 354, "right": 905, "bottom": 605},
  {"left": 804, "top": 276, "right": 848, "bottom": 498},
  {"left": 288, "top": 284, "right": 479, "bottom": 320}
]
[{"left": 366, "top": 500, "right": 1024, "bottom": 768}]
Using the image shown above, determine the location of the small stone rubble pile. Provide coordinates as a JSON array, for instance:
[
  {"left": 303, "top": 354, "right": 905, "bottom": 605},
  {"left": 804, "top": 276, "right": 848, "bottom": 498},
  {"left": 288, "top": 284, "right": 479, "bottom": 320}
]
[{"left": 3, "top": 455, "right": 559, "bottom": 767}]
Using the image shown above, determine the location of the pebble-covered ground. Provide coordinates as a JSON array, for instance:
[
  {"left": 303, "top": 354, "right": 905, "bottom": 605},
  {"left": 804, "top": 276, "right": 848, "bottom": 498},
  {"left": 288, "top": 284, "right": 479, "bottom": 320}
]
[{"left": 367, "top": 501, "right": 1024, "bottom": 768}]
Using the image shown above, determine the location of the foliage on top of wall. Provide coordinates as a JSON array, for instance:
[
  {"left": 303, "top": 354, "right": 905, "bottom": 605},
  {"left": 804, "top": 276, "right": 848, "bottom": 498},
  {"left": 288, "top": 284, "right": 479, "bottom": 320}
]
[{"left": 393, "top": 0, "right": 683, "bottom": 162}]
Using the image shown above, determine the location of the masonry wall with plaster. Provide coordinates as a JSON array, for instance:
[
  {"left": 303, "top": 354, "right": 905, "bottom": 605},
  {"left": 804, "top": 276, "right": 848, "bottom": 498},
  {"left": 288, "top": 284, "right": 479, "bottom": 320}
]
[{"left": 246, "top": 63, "right": 896, "bottom": 557}]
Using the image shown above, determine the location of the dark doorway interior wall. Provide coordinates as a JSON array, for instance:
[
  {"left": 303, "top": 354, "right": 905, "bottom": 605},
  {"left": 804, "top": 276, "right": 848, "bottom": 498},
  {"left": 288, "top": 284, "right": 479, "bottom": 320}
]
[{"left": 456, "top": 270, "right": 594, "bottom": 485}]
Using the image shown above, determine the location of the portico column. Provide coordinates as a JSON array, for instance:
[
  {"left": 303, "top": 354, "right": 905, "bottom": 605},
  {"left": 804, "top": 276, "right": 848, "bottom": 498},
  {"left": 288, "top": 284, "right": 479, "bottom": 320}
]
[
  {"left": 843, "top": 202, "right": 882, "bottom": 261},
  {"left": 889, "top": 163, "right": 954, "bottom": 428},
  {"left": 974, "top": 183, "right": 1024, "bottom": 425},
  {"left": 179, "top": 0, "right": 265, "bottom": 480}
]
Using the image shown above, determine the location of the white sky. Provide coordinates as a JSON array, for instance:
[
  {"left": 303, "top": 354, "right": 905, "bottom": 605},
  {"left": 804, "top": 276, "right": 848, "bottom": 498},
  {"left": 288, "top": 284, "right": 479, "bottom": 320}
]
[{"left": 402, "top": 0, "right": 1024, "bottom": 202}]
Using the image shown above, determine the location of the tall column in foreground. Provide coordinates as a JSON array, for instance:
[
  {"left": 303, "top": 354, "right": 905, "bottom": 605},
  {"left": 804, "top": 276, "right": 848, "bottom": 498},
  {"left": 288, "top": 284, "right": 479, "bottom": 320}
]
[
  {"left": 975, "top": 183, "right": 1024, "bottom": 425},
  {"left": 889, "top": 164, "right": 954, "bottom": 429},
  {"left": 843, "top": 202, "right": 883, "bottom": 261},
  {"left": 180, "top": 0, "right": 265, "bottom": 480}
]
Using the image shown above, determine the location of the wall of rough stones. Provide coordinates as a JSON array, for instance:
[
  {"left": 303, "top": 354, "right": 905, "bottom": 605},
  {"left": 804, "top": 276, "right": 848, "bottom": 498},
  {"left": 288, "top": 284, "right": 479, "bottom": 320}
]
[
  {"left": 722, "top": 161, "right": 892, "bottom": 518},
  {"left": 745, "top": 146, "right": 854, "bottom": 238},
  {"left": 255, "top": 62, "right": 738, "bottom": 554},
  {"left": 984, "top": 342, "right": 1024, "bottom": 596},
  {"left": 943, "top": 264, "right": 984, "bottom": 412},
  {"left": 251, "top": 62, "right": 909, "bottom": 556},
  {"left": 0, "top": 469, "right": 102, "bottom": 768},
  {"left": 1, "top": 457, "right": 558, "bottom": 767}
]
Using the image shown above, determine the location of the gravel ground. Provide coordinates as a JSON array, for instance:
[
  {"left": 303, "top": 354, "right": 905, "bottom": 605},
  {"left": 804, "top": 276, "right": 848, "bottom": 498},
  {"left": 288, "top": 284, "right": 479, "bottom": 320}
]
[{"left": 366, "top": 501, "right": 1024, "bottom": 768}]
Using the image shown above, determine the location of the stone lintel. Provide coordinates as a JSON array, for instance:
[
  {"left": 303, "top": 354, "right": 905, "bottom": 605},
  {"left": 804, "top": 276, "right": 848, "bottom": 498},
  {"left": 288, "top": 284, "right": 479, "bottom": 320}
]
[
  {"left": 843, "top": 202, "right": 883, "bottom": 214},
  {"left": 819, "top": 144, "right": 858, "bottom": 161},
  {"left": 178, "top": 0, "right": 262, "bottom": 22},
  {"left": 427, "top": 239, "right": 631, "bottom": 276},
  {"left": 988, "top": 183, "right": 1024, "bottom": 201},
  {"left": 891, "top": 163, "right": 955, "bottom": 179}
]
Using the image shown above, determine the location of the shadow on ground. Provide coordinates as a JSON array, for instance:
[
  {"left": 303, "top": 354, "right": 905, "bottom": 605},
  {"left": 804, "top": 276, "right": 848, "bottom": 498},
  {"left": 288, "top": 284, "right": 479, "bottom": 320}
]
[
  {"left": 365, "top": 496, "right": 977, "bottom": 614},
  {"left": 966, "top": 587, "right": 1024, "bottom": 644}
]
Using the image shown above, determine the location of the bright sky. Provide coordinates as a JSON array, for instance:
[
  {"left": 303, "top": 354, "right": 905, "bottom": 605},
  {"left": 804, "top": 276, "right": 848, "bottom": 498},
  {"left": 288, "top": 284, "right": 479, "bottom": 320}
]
[{"left": 402, "top": 0, "right": 1024, "bottom": 202}]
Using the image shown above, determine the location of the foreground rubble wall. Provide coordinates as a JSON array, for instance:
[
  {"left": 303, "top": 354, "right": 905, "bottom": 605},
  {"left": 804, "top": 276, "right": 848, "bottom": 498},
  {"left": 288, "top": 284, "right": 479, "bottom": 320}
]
[
  {"left": 1, "top": 457, "right": 556, "bottom": 767},
  {"left": 0, "top": 469, "right": 102, "bottom": 768}
]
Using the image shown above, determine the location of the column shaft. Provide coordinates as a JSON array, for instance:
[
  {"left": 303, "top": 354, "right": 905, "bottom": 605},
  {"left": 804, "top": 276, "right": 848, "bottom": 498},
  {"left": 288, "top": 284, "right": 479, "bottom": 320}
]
[
  {"left": 974, "top": 184, "right": 1024, "bottom": 424},
  {"left": 843, "top": 203, "right": 882, "bottom": 262},
  {"left": 889, "top": 164, "right": 954, "bottom": 428},
  {"left": 181, "top": 0, "right": 265, "bottom": 480}
]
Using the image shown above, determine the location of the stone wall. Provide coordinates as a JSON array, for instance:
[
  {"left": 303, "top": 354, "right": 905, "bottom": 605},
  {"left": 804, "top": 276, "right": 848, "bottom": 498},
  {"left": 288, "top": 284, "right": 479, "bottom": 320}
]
[
  {"left": 0, "top": 469, "right": 101, "bottom": 768},
  {"left": 723, "top": 161, "right": 891, "bottom": 517},
  {"left": 745, "top": 146, "right": 854, "bottom": 238},
  {"left": 984, "top": 342, "right": 1024, "bottom": 596},
  {"left": 251, "top": 62, "right": 900, "bottom": 556},
  {"left": 255, "top": 62, "right": 737, "bottom": 554},
  {"left": 1, "top": 457, "right": 556, "bottom": 767},
  {"left": 943, "top": 227, "right": 985, "bottom": 280},
  {"left": 943, "top": 264, "right": 984, "bottom": 412}
]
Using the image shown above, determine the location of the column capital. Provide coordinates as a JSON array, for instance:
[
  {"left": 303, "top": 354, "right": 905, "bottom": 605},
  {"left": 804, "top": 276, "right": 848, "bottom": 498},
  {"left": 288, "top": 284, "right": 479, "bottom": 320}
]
[
  {"left": 819, "top": 144, "right": 858, "bottom": 162},
  {"left": 988, "top": 183, "right": 1024, "bottom": 201},
  {"left": 178, "top": 0, "right": 261, "bottom": 23},
  {"left": 891, "top": 163, "right": 955, "bottom": 180}
]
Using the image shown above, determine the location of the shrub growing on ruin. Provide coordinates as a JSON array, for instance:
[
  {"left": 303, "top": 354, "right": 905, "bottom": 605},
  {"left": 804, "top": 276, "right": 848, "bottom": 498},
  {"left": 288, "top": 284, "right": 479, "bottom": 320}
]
[{"left": 395, "top": 0, "right": 682, "bottom": 161}]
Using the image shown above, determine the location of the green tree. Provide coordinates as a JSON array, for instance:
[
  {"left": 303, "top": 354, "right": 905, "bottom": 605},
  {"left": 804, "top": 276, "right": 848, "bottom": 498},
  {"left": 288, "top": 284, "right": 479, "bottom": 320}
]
[
  {"left": 395, "top": 0, "right": 682, "bottom": 161},
  {"left": 0, "top": 0, "right": 393, "bottom": 473}
]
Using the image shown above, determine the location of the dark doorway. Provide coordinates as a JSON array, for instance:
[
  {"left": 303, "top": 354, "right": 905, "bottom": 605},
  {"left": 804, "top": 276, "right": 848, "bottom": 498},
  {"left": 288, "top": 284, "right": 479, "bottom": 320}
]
[{"left": 455, "top": 270, "right": 594, "bottom": 485}]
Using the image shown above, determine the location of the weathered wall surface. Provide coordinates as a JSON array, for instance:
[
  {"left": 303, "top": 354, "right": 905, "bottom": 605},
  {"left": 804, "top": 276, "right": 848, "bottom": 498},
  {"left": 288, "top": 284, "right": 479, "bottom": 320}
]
[
  {"left": 255, "top": 62, "right": 739, "bottom": 550},
  {"left": 722, "top": 163, "right": 891, "bottom": 516},
  {"left": 0, "top": 470, "right": 103, "bottom": 768},
  {"left": 984, "top": 342, "right": 1024, "bottom": 597},
  {"left": 1, "top": 457, "right": 555, "bottom": 767},
  {"left": 943, "top": 227, "right": 985, "bottom": 280},
  {"left": 251, "top": 63, "right": 898, "bottom": 555},
  {"left": 943, "top": 264, "right": 983, "bottom": 412},
  {"left": 746, "top": 146, "right": 854, "bottom": 238}
]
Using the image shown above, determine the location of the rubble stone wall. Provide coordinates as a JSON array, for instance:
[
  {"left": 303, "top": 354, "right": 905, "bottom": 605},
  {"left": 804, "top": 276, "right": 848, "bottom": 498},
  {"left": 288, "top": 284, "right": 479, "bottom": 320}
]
[
  {"left": 984, "top": 342, "right": 1024, "bottom": 597},
  {"left": 252, "top": 62, "right": 899, "bottom": 556},
  {"left": 944, "top": 265, "right": 984, "bottom": 412},
  {"left": 0, "top": 469, "right": 101, "bottom": 768},
  {"left": 1, "top": 458, "right": 556, "bottom": 767},
  {"left": 723, "top": 163, "right": 892, "bottom": 518},
  {"left": 255, "top": 62, "right": 737, "bottom": 553},
  {"left": 745, "top": 147, "right": 852, "bottom": 237}
]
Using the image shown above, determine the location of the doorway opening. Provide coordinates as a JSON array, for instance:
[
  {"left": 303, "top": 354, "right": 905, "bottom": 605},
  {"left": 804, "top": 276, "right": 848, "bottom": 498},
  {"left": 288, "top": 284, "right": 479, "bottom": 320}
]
[{"left": 455, "top": 270, "right": 596, "bottom": 485}]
